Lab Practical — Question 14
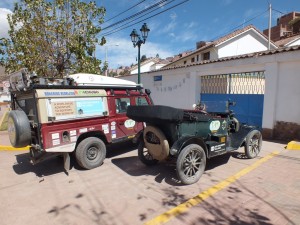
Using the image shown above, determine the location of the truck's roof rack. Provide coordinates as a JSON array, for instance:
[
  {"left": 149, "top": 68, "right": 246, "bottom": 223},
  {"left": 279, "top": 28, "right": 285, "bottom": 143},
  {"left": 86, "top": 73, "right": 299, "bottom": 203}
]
[
  {"left": 9, "top": 70, "right": 142, "bottom": 92},
  {"left": 69, "top": 73, "right": 139, "bottom": 88}
]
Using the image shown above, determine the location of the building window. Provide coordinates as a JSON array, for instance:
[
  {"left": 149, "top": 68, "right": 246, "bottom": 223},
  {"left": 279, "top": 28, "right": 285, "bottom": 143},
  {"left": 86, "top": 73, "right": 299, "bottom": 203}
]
[
  {"left": 196, "top": 55, "right": 199, "bottom": 61},
  {"left": 202, "top": 51, "right": 210, "bottom": 60},
  {"left": 184, "top": 61, "right": 187, "bottom": 64},
  {"left": 191, "top": 57, "right": 195, "bottom": 63}
]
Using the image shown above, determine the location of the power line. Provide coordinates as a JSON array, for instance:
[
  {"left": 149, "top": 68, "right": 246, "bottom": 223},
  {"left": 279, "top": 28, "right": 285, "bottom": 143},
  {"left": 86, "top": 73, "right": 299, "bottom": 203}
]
[
  {"left": 211, "top": 9, "right": 268, "bottom": 41},
  {"left": 104, "top": 0, "right": 148, "bottom": 24},
  {"left": 102, "top": 0, "right": 176, "bottom": 35},
  {"left": 102, "top": 0, "right": 169, "bottom": 31},
  {"left": 102, "top": 0, "right": 189, "bottom": 36},
  {"left": 272, "top": 8, "right": 286, "bottom": 15}
]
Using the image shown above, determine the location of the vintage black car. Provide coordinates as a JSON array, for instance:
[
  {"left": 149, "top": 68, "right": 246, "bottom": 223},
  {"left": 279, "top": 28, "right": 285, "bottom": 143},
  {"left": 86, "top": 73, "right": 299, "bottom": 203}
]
[{"left": 126, "top": 101, "right": 262, "bottom": 185}]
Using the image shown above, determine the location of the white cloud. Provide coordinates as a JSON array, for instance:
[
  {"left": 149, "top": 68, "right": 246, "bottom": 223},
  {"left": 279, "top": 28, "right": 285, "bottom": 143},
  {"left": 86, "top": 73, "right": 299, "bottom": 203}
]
[
  {"left": 172, "top": 30, "right": 198, "bottom": 42},
  {"left": 97, "top": 36, "right": 177, "bottom": 68},
  {"left": 170, "top": 12, "right": 177, "bottom": 20},
  {"left": 0, "top": 8, "right": 12, "bottom": 38},
  {"left": 222, "top": 0, "right": 233, "bottom": 5},
  {"left": 184, "top": 21, "right": 197, "bottom": 29},
  {"left": 244, "top": 8, "right": 261, "bottom": 19},
  {"left": 161, "top": 12, "right": 177, "bottom": 33}
]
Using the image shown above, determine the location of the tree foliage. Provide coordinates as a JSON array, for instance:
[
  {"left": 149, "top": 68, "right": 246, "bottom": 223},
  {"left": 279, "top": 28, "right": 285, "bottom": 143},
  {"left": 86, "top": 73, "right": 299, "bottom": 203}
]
[{"left": 0, "top": 0, "right": 106, "bottom": 77}]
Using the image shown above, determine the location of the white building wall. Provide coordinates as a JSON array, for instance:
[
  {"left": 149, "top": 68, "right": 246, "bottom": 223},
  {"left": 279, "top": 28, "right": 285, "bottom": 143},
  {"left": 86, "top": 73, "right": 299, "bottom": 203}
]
[
  {"left": 276, "top": 61, "right": 300, "bottom": 123},
  {"left": 217, "top": 32, "right": 270, "bottom": 58},
  {"left": 123, "top": 49, "right": 300, "bottom": 133},
  {"left": 130, "top": 61, "right": 156, "bottom": 74},
  {"left": 286, "top": 39, "right": 300, "bottom": 47}
]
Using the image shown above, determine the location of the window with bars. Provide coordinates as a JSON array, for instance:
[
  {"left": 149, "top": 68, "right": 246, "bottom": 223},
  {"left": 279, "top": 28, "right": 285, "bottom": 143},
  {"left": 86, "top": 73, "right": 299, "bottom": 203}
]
[{"left": 200, "top": 71, "right": 265, "bottom": 94}]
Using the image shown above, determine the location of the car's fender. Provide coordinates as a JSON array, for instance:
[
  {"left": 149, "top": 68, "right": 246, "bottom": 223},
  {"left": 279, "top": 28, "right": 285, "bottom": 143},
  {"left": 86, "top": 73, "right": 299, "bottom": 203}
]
[
  {"left": 231, "top": 125, "right": 261, "bottom": 149},
  {"left": 170, "top": 135, "right": 208, "bottom": 158}
]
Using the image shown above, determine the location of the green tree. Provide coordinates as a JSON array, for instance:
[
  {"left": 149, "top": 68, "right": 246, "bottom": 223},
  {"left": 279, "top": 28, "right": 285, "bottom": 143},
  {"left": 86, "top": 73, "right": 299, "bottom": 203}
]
[{"left": 0, "top": 0, "right": 106, "bottom": 77}]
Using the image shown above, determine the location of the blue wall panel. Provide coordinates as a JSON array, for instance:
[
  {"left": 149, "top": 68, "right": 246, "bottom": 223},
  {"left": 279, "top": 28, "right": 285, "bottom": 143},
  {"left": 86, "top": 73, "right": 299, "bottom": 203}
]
[{"left": 200, "top": 94, "right": 264, "bottom": 127}]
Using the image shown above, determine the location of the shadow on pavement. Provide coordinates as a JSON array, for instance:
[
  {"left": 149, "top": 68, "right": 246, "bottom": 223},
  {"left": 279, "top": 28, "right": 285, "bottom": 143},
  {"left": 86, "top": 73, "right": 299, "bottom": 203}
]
[
  {"left": 112, "top": 153, "right": 234, "bottom": 186},
  {"left": 13, "top": 153, "right": 65, "bottom": 177},
  {"left": 111, "top": 156, "right": 183, "bottom": 186},
  {"left": 205, "top": 153, "right": 231, "bottom": 170},
  {"left": 106, "top": 140, "right": 137, "bottom": 158},
  {"left": 12, "top": 140, "right": 138, "bottom": 177}
]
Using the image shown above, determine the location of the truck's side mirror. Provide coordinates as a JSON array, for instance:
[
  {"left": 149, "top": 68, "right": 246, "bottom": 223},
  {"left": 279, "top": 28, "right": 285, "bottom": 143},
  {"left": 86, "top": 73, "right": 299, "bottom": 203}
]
[{"left": 145, "top": 89, "right": 151, "bottom": 95}]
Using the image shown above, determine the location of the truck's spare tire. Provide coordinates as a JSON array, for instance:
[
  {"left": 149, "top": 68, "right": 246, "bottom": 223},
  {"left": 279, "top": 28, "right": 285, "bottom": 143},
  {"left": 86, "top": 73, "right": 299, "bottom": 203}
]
[
  {"left": 143, "top": 126, "right": 169, "bottom": 161},
  {"left": 7, "top": 110, "right": 31, "bottom": 148},
  {"left": 127, "top": 105, "right": 184, "bottom": 124}
]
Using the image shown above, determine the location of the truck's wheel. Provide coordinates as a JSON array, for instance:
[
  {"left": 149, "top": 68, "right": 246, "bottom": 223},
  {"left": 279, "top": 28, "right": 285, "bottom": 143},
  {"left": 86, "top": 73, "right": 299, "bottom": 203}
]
[
  {"left": 138, "top": 140, "right": 158, "bottom": 166},
  {"left": 7, "top": 110, "right": 31, "bottom": 148},
  {"left": 75, "top": 137, "right": 106, "bottom": 169},
  {"left": 244, "top": 130, "right": 262, "bottom": 159},
  {"left": 176, "top": 144, "right": 206, "bottom": 185}
]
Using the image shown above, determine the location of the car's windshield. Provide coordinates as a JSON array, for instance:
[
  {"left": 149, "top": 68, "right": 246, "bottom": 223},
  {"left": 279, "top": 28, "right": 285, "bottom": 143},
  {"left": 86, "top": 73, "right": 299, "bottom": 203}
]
[{"left": 200, "top": 100, "right": 232, "bottom": 113}]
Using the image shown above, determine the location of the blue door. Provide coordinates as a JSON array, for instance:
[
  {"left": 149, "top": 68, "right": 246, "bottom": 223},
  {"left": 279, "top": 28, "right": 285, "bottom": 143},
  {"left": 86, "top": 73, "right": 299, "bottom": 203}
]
[{"left": 200, "top": 72, "right": 265, "bottom": 127}]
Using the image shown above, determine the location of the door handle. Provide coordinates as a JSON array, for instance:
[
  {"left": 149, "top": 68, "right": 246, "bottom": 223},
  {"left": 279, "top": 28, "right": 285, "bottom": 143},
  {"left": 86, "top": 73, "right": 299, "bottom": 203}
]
[{"left": 119, "top": 122, "right": 124, "bottom": 125}]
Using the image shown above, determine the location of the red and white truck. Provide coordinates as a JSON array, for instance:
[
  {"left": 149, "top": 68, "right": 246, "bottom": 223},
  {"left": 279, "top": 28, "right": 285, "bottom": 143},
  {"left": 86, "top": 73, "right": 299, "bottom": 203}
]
[{"left": 8, "top": 70, "right": 153, "bottom": 171}]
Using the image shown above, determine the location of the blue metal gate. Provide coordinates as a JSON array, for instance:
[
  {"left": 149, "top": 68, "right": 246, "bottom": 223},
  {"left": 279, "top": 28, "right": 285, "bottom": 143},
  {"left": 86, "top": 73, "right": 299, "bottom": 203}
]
[{"left": 200, "top": 72, "right": 265, "bottom": 127}]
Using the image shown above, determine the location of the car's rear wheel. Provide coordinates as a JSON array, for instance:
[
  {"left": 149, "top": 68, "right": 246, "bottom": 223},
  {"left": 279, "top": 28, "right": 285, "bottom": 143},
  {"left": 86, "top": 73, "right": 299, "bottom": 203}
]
[
  {"left": 176, "top": 144, "right": 206, "bottom": 185},
  {"left": 244, "top": 130, "right": 262, "bottom": 159},
  {"left": 75, "top": 137, "right": 106, "bottom": 169},
  {"left": 138, "top": 140, "right": 158, "bottom": 166}
]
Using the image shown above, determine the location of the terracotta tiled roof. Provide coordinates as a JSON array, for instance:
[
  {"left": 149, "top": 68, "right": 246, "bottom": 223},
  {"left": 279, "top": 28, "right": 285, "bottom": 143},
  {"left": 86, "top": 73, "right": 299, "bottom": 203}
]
[
  {"left": 163, "top": 25, "right": 277, "bottom": 68},
  {"left": 130, "top": 57, "right": 160, "bottom": 71},
  {"left": 275, "top": 34, "right": 300, "bottom": 47},
  {"left": 154, "top": 45, "right": 300, "bottom": 72}
]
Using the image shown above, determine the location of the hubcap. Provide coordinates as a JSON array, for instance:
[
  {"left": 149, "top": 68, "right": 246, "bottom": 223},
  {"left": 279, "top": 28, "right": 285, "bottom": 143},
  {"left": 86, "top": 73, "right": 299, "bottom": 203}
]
[
  {"left": 249, "top": 134, "right": 260, "bottom": 156},
  {"left": 183, "top": 150, "right": 202, "bottom": 177},
  {"left": 87, "top": 146, "right": 98, "bottom": 160}
]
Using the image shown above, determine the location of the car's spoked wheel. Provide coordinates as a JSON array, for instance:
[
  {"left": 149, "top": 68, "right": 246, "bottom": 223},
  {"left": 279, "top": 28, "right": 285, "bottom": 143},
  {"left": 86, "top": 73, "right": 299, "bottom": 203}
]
[
  {"left": 245, "top": 130, "right": 262, "bottom": 159},
  {"left": 138, "top": 141, "right": 158, "bottom": 166},
  {"left": 176, "top": 144, "right": 206, "bottom": 185}
]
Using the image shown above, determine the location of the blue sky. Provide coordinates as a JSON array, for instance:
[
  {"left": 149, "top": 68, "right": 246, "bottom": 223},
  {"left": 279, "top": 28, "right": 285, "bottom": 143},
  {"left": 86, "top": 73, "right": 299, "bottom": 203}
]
[{"left": 1, "top": 0, "right": 300, "bottom": 69}]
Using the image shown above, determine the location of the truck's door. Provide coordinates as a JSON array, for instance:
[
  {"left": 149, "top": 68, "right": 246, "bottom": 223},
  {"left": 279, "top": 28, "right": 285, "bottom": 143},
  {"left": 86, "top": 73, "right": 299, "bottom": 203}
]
[{"left": 112, "top": 96, "right": 137, "bottom": 141}]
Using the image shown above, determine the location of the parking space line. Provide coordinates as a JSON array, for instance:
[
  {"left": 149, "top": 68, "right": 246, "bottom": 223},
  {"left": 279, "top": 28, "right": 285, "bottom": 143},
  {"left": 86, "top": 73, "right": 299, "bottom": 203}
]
[
  {"left": 0, "top": 145, "right": 30, "bottom": 151},
  {"left": 144, "top": 151, "right": 280, "bottom": 225}
]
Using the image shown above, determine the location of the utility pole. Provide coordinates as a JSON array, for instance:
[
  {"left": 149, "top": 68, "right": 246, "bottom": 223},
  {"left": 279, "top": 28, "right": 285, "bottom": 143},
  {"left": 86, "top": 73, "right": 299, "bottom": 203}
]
[{"left": 268, "top": 3, "right": 272, "bottom": 50}]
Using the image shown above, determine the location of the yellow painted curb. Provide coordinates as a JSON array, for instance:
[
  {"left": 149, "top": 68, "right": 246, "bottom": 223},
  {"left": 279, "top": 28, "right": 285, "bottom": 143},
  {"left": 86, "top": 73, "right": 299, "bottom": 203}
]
[
  {"left": 0, "top": 145, "right": 30, "bottom": 151},
  {"left": 286, "top": 141, "right": 300, "bottom": 150}
]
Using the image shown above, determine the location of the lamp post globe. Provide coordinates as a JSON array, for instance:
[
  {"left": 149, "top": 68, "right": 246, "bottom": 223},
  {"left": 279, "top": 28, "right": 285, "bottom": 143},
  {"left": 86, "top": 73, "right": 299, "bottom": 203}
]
[{"left": 130, "top": 23, "right": 150, "bottom": 84}]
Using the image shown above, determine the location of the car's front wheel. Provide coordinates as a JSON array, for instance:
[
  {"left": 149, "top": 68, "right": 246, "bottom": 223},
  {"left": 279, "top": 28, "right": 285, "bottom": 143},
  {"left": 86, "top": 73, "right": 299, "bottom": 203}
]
[
  {"left": 176, "top": 144, "right": 206, "bottom": 185},
  {"left": 244, "top": 130, "right": 262, "bottom": 159}
]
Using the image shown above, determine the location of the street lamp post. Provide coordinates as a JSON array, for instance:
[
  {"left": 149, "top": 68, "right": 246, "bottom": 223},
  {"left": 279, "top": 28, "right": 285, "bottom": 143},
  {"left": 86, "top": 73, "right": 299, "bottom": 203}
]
[
  {"left": 130, "top": 23, "right": 150, "bottom": 84},
  {"left": 104, "top": 44, "right": 119, "bottom": 76}
]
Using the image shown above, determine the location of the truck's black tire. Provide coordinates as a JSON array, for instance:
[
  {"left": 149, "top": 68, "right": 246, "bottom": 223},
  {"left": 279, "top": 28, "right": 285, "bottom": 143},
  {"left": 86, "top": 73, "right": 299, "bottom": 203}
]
[
  {"left": 138, "top": 140, "right": 159, "bottom": 166},
  {"left": 176, "top": 144, "right": 206, "bottom": 185},
  {"left": 75, "top": 137, "right": 106, "bottom": 169},
  {"left": 244, "top": 130, "right": 262, "bottom": 159},
  {"left": 7, "top": 110, "right": 31, "bottom": 148}
]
